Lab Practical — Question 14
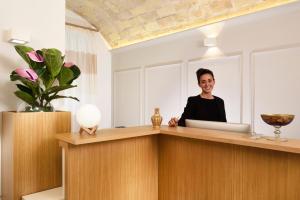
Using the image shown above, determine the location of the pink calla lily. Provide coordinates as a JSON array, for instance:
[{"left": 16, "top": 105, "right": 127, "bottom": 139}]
[
  {"left": 64, "top": 62, "right": 75, "bottom": 68},
  {"left": 27, "top": 51, "right": 44, "bottom": 62},
  {"left": 15, "top": 68, "right": 38, "bottom": 82}
]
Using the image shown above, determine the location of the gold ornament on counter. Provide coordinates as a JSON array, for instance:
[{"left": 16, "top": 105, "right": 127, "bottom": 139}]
[{"left": 151, "top": 108, "right": 163, "bottom": 129}]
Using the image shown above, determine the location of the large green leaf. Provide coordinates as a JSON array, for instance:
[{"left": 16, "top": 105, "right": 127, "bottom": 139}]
[
  {"left": 40, "top": 70, "right": 55, "bottom": 89},
  {"left": 31, "top": 50, "right": 45, "bottom": 70},
  {"left": 68, "top": 65, "right": 81, "bottom": 84},
  {"left": 15, "top": 45, "right": 44, "bottom": 70},
  {"left": 10, "top": 72, "right": 41, "bottom": 97},
  {"left": 42, "top": 48, "right": 63, "bottom": 77},
  {"left": 10, "top": 72, "right": 39, "bottom": 90},
  {"left": 35, "top": 67, "right": 47, "bottom": 77},
  {"left": 16, "top": 84, "right": 33, "bottom": 96},
  {"left": 14, "top": 90, "right": 37, "bottom": 105},
  {"left": 46, "top": 85, "right": 77, "bottom": 94},
  {"left": 10, "top": 71, "right": 20, "bottom": 81},
  {"left": 58, "top": 67, "right": 74, "bottom": 85},
  {"left": 14, "top": 45, "right": 34, "bottom": 65},
  {"left": 48, "top": 95, "right": 79, "bottom": 102}
]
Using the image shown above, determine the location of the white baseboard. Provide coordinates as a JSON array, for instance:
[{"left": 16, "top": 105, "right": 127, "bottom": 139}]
[{"left": 22, "top": 187, "right": 64, "bottom": 200}]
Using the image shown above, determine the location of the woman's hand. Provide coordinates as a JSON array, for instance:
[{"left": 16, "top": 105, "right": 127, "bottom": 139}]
[{"left": 168, "top": 117, "right": 179, "bottom": 127}]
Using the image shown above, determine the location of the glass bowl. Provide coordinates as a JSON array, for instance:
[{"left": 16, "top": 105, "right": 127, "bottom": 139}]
[{"left": 260, "top": 114, "right": 295, "bottom": 142}]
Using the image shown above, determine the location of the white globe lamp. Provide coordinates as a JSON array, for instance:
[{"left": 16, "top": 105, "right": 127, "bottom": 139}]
[{"left": 76, "top": 104, "right": 101, "bottom": 135}]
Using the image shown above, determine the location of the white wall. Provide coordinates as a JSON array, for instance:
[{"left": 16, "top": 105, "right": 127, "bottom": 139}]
[
  {"left": 0, "top": 0, "right": 66, "bottom": 196},
  {"left": 0, "top": 0, "right": 65, "bottom": 112},
  {"left": 96, "top": 35, "right": 112, "bottom": 129},
  {"left": 64, "top": 26, "right": 112, "bottom": 130},
  {"left": 65, "top": 10, "right": 112, "bottom": 129},
  {"left": 112, "top": 2, "right": 300, "bottom": 138}
]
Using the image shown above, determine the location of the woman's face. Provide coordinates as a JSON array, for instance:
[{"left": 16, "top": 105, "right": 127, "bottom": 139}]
[{"left": 198, "top": 73, "right": 215, "bottom": 94}]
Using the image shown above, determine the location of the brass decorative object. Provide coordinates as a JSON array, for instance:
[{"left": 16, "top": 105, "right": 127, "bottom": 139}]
[
  {"left": 151, "top": 108, "right": 162, "bottom": 129},
  {"left": 261, "top": 114, "right": 295, "bottom": 142}
]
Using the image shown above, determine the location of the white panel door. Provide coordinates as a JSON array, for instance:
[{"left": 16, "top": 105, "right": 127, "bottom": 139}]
[
  {"left": 253, "top": 46, "right": 300, "bottom": 138},
  {"left": 114, "top": 69, "right": 141, "bottom": 127},
  {"left": 188, "top": 56, "right": 242, "bottom": 123},
  {"left": 145, "top": 63, "right": 182, "bottom": 125}
]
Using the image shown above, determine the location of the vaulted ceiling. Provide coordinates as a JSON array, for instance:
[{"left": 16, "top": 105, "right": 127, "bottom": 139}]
[{"left": 67, "top": 0, "right": 295, "bottom": 49}]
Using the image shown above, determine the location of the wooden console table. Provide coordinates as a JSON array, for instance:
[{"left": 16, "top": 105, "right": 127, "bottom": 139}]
[{"left": 56, "top": 126, "right": 300, "bottom": 200}]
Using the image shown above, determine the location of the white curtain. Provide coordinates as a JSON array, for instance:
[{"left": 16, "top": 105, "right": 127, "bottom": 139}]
[{"left": 63, "top": 26, "right": 111, "bottom": 131}]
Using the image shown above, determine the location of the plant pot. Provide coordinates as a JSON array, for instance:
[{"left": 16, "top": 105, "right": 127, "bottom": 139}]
[
  {"left": 1, "top": 111, "right": 71, "bottom": 200},
  {"left": 17, "top": 102, "right": 55, "bottom": 112}
]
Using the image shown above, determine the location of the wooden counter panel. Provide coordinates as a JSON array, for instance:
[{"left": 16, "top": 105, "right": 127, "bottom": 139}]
[
  {"left": 2, "top": 111, "right": 70, "bottom": 200},
  {"left": 57, "top": 126, "right": 300, "bottom": 199},
  {"left": 56, "top": 126, "right": 158, "bottom": 145},
  {"left": 57, "top": 126, "right": 300, "bottom": 154},
  {"left": 160, "top": 126, "right": 300, "bottom": 154},
  {"left": 65, "top": 135, "right": 158, "bottom": 200},
  {"left": 158, "top": 135, "right": 300, "bottom": 200},
  {"left": 234, "top": 146, "right": 300, "bottom": 200}
]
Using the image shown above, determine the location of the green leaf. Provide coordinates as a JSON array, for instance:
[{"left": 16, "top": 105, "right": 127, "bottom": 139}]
[
  {"left": 36, "top": 50, "right": 43, "bottom": 56},
  {"left": 10, "top": 72, "right": 38, "bottom": 88},
  {"left": 42, "top": 48, "right": 63, "bottom": 77},
  {"left": 14, "top": 45, "right": 34, "bottom": 65},
  {"left": 34, "top": 67, "right": 46, "bottom": 77},
  {"left": 10, "top": 71, "right": 19, "bottom": 81},
  {"left": 10, "top": 71, "right": 40, "bottom": 96},
  {"left": 46, "top": 85, "right": 77, "bottom": 94},
  {"left": 31, "top": 60, "right": 44, "bottom": 71},
  {"left": 58, "top": 67, "right": 74, "bottom": 85},
  {"left": 49, "top": 95, "right": 79, "bottom": 102},
  {"left": 14, "top": 90, "right": 37, "bottom": 105},
  {"left": 15, "top": 45, "right": 44, "bottom": 70},
  {"left": 16, "top": 84, "right": 33, "bottom": 96},
  {"left": 40, "top": 70, "right": 55, "bottom": 89},
  {"left": 68, "top": 65, "right": 81, "bottom": 84},
  {"left": 31, "top": 50, "right": 45, "bottom": 70}
]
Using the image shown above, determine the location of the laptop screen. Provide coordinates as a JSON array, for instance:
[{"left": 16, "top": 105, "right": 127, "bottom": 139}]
[{"left": 185, "top": 119, "right": 250, "bottom": 133}]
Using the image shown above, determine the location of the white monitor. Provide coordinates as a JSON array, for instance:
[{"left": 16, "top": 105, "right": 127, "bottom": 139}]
[{"left": 185, "top": 119, "right": 250, "bottom": 133}]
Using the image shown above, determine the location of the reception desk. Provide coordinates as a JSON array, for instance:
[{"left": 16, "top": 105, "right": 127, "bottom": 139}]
[{"left": 56, "top": 126, "right": 300, "bottom": 200}]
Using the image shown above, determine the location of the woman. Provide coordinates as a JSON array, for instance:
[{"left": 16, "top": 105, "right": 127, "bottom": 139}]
[{"left": 168, "top": 68, "right": 226, "bottom": 127}]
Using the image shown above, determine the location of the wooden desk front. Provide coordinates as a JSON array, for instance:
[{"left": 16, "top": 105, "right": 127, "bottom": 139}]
[{"left": 57, "top": 126, "right": 300, "bottom": 200}]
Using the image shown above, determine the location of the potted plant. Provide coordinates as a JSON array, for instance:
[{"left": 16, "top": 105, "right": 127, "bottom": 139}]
[
  {"left": 1, "top": 45, "right": 80, "bottom": 199},
  {"left": 10, "top": 45, "right": 81, "bottom": 111}
]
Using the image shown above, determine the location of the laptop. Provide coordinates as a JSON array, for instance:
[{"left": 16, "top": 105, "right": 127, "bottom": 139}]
[{"left": 185, "top": 119, "right": 250, "bottom": 133}]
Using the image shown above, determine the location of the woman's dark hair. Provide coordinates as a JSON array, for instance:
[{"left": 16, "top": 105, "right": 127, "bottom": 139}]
[{"left": 196, "top": 68, "right": 214, "bottom": 84}]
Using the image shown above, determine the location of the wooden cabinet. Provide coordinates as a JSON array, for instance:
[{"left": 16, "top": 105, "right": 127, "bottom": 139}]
[{"left": 1, "top": 111, "right": 71, "bottom": 200}]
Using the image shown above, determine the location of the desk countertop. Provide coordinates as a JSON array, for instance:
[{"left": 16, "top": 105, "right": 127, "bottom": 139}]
[{"left": 56, "top": 125, "right": 300, "bottom": 154}]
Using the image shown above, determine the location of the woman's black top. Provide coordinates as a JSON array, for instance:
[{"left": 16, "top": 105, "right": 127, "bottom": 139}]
[{"left": 178, "top": 95, "right": 227, "bottom": 127}]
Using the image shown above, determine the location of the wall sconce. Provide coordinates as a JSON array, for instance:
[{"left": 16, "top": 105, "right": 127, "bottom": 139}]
[
  {"left": 76, "top": 104, "right": 101, "bottom": 135},
  {"left": 203, "top": 37, "right": 217, "bottom": 47},
  {"left": 7, "top": 29, "right": 30, "bottom": 45}
]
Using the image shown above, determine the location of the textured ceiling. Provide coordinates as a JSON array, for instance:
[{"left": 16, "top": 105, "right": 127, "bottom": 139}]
[
  {"left": 67, "top": 0, "right": 295, "bottom": 49},
  {"left": 66, "top": 9, "right": 96, "bottom": 29}
]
